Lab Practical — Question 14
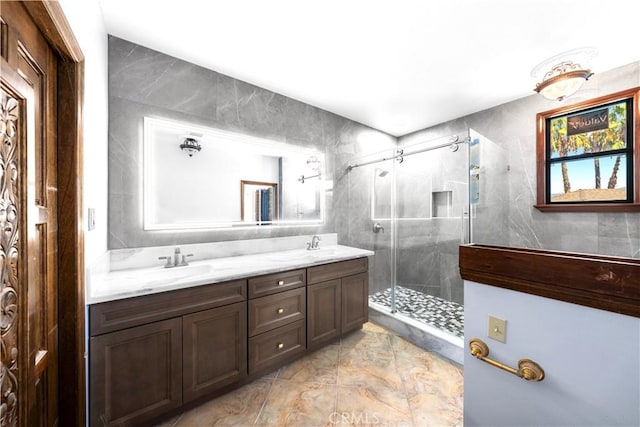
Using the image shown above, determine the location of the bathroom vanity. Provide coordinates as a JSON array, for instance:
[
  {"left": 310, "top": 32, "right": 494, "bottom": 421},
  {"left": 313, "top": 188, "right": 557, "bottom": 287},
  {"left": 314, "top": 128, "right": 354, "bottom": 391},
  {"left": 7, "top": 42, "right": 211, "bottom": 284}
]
[{"left": 87, "top": 242, "right": 372, "bottom": 426}]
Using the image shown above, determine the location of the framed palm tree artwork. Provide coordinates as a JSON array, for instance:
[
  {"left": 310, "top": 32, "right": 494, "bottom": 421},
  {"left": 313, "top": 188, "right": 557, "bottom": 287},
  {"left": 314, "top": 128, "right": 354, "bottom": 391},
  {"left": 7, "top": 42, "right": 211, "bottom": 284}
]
[{"left": 535, "top": 87, "right": 640, "bottom": 212}]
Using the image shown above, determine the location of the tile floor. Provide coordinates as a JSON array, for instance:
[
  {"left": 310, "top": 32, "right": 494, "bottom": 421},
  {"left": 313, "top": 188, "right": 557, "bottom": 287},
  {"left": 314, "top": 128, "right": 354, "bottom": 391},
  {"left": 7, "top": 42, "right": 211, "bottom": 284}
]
[{"left": 155, "top": 322, "right": 463, "bottom": 427}]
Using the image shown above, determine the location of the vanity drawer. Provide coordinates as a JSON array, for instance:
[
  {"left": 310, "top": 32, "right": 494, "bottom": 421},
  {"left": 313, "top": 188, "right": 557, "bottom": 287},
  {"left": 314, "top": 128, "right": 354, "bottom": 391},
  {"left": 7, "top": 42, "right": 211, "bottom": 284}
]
[
  {"left": 248, "top": 269, "right": 306, "bottom": 299},
  {"left": 248, "top": 320, "right": 306, "bottom": 374},
  {"left": 90, "top": 279, "right": 247, "bottom": 336},
  {"left": 307, "top": 258, "right": 368, "bottom": 285},
  {"left": 248, "top": 287, "right": 306, "bottom": 337}
]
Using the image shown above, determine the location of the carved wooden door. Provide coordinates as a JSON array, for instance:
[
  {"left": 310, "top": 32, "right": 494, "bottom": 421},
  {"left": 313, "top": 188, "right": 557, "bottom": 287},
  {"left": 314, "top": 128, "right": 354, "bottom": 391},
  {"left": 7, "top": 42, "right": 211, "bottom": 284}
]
[{"left": 1, "top": 2, "right": 59, "bottom": 425}]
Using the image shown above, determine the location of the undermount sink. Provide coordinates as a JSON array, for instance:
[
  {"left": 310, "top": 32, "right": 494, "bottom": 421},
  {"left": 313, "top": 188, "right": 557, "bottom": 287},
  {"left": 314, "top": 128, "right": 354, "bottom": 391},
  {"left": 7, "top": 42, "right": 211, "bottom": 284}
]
[{"left": 138, "top": 263, "right": 215, "bottom": 286}]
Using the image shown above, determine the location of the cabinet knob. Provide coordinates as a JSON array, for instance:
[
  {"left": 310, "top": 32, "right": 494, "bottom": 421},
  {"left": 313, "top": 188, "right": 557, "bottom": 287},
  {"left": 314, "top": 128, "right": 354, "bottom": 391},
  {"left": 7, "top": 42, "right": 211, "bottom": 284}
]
[
  {"left": 277, "top": 280, "right": 285, "bottom": 286},
  {"left": 277, "top": 308, "right": 285, "bottom": 314},
  {"left": 277, "top": 343, "right": 284, "bottom": 349}
]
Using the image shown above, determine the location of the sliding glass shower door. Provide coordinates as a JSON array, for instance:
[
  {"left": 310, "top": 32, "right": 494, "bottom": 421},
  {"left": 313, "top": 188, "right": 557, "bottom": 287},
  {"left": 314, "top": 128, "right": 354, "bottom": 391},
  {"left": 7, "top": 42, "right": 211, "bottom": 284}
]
[
  {"left": 390, "top": 139, "right": 468, "bottom": 337},
  {"left": 350, "top": 135, "right": 470, "bottom": 338}
]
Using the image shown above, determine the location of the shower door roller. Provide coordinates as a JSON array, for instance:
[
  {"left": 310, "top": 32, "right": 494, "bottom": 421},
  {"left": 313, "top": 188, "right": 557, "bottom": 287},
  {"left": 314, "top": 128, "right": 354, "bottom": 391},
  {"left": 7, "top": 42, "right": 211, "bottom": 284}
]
[{"left": 373, "top": 223, "right": 385, "bottom": 233}]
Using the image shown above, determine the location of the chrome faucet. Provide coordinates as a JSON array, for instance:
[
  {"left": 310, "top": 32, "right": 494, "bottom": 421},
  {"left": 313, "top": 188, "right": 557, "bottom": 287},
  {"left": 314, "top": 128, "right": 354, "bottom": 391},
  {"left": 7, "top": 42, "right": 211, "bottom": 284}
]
[
  {"left": 307, "top": 235, "right": 321, "bottom": 250},
  {"left": 159, "top": 247, "right": 194, "bottom": 268}
]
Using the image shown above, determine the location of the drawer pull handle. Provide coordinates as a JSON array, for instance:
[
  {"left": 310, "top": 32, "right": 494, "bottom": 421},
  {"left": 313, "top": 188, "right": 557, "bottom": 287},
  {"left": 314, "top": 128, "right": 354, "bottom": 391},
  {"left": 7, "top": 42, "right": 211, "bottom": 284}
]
[
  {"left": 277, "top": 343, "right": 284, "bottom": 349},
  {"left": 277, "top": 280, "right": 285, "bottom": 286},
  {"left": 277, "top": 308, "right": 285, "bottom": 314}
]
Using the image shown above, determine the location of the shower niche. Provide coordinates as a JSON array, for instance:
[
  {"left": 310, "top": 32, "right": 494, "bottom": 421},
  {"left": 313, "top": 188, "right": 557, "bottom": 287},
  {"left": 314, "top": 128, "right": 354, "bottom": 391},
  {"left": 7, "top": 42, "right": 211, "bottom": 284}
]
[{"left": 432, "top": 190, "right": 453, "bottom": 218}]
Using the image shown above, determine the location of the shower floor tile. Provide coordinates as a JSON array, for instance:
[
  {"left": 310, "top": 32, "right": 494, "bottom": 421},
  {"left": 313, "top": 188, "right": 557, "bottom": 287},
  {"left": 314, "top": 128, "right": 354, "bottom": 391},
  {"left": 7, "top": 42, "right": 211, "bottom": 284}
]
[{"left": 369, "top": 286, "right": 464, "bottom": 338}]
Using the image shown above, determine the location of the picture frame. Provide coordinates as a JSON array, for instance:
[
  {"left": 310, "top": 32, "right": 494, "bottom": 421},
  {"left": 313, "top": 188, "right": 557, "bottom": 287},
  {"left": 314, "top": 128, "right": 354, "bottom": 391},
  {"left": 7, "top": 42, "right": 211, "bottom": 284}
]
[{"left": 535, "top": 87, "right": 640, "bottom": 212}]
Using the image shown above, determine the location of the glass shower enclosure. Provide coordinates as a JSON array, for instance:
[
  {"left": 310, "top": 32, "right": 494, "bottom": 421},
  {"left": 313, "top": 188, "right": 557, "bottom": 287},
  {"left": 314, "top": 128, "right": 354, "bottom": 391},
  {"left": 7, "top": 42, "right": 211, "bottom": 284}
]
[{"left": 345, "top": 133, "right": 472, "bottom": 342}]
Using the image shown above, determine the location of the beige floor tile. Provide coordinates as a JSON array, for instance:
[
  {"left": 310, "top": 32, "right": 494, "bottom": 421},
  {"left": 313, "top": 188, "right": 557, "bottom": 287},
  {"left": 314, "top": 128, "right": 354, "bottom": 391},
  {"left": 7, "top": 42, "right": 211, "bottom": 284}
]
[
  {"left": 340, "top": 327, "right": 392, "bottom": 352},
  {"left": 338, "top": 346, "right": 404, "bottom": 392},
  {"left": 171, "top": 378, "right": 272, "bottom": 427},
  {"left": 255, "top": 380, "right": 337, "bottom": 427},
  {"left": 277, "top": 344, "right": 339, "bottom": 384},
  {"left": 335, "top": 385, "right": 413, "bottom": 427},
  {"left": 361, "top": 321, "right": 388, "bottom": 334},
  {"left": 408, "top": 393, "right": 463, "bottom": 427},
  {"left": 399, "top": 356, "right": 462, "bottom": 398}
]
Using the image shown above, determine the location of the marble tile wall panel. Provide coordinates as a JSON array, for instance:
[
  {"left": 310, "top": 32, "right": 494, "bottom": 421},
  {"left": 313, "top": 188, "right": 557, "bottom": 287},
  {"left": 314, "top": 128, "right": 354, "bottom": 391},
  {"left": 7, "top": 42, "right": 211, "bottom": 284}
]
[{"left": 108, "top": 36, "right": 396, "bottom": 249}]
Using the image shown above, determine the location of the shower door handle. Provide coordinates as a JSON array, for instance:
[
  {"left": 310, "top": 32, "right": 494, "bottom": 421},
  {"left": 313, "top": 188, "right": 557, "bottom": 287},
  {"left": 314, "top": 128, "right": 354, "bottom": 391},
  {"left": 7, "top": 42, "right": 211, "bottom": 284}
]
[
  {"left": 460, "top": 209, "right": 470, "bottom": 244},
  {"left": 373, "top": 223, "right": 385, "bottom": 233}
]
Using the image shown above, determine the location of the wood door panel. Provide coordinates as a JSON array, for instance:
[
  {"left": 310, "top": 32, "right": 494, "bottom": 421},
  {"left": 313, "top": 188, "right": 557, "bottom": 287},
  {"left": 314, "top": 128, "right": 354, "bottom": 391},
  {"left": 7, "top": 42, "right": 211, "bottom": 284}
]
[
  {"left": 1, "top": 2, "right": 60, "bottom": 425},
  {"left": 0, "top": 60, "right": 29, "bottom": 427}
]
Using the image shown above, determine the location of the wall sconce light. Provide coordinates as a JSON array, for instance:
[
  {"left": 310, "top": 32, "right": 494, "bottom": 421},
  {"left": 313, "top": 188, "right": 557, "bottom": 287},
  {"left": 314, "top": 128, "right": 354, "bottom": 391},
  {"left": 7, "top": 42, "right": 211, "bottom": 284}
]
[
  {"left": 531, "top": 47, "right": 597, "bottom": 101},
  {"left": 180, "top": 136, "right": 201, "bottom": 157}
]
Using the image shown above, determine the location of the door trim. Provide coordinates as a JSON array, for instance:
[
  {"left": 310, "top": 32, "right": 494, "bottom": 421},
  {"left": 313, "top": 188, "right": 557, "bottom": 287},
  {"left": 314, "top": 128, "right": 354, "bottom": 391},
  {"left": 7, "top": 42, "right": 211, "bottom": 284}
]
[{"left": 21, "top": 1, "right": 85, "bottom": 425}]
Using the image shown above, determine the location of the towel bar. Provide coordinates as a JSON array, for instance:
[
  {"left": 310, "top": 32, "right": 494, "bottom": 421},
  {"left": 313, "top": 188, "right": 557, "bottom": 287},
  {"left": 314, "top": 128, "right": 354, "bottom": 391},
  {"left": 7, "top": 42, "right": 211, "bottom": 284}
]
[{"left": 469, "top": 338, "right": 545, "bottom": 382}]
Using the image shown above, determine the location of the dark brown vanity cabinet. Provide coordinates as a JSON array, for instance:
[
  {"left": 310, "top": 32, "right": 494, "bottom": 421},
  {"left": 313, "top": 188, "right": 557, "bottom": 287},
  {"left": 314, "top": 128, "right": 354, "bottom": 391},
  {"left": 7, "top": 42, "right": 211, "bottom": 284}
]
[
  {"left": 89, "top": 280, "right": 247, "bottom": 426},
  {"left": 248, "top": 269, "right": 307, "bottom": 374},
  {"left": 89, "top": 257, "right": 369, "bottom": 426},
  {"left": 307, "top": 258, "right": 369, "bottom": 349}
]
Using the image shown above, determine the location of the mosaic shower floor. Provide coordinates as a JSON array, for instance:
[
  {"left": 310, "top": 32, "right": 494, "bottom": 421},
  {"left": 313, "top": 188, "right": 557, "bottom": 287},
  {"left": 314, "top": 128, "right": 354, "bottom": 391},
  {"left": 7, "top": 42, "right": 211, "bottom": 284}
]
[{"left": 369, "top": 286, "right": 464, "bottom": 338}]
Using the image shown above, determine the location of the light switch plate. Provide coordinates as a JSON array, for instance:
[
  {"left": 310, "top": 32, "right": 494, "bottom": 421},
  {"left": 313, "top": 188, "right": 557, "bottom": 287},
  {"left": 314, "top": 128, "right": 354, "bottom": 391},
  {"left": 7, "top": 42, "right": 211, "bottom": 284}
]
[
  {"left": 88, "top": 208, "right": 96, "bottom": 231},
  {"left": 488, "top": 315, "right": 506, "bottom": 343}
]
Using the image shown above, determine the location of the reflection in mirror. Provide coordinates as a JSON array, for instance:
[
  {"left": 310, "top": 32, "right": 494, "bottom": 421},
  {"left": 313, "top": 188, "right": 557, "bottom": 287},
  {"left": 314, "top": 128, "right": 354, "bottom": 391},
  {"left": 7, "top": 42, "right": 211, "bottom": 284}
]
[
  {"left": 143, "top": 117, "right": 325, "bottom": 230},
  {"left": 241, "top": 180, "right": 278, "bottom": 224}
]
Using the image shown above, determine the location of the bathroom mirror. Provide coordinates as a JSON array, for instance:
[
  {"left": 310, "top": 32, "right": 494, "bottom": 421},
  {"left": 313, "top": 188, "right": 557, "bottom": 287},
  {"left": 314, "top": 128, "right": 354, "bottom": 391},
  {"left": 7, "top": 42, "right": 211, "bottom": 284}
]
[{"left": 143, "top": 117, "right": 325, "bottom": 230}]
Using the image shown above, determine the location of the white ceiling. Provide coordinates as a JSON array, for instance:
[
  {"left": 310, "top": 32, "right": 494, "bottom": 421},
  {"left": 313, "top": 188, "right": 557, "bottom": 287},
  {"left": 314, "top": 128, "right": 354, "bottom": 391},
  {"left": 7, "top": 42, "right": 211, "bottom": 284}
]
[{"left": 98, "top": 0, "right": 640, "bottom": 137}]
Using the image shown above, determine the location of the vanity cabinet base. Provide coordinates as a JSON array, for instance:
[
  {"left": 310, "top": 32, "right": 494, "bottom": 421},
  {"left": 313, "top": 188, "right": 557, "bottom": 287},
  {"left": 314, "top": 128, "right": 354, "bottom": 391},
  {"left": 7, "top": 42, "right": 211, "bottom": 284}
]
[{"left": 89, "top": 257, "right": 369, "bottom": 426}]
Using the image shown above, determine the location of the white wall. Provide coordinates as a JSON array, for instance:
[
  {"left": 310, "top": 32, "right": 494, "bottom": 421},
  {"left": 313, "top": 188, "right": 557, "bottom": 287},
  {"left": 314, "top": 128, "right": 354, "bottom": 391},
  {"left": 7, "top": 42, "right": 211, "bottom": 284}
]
[
  {"left": 464, "top": 281, "right": 640, "bottom": 426},
  {"left": 57, "top": 0, "right": 109, "bottom": 267}
]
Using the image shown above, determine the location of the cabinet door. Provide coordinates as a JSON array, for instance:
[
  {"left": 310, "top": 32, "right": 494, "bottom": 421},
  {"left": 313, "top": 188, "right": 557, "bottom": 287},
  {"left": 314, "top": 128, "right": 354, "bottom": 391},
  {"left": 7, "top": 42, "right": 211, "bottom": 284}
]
[
  {"left": 307, "top": 279, "right": 341, "bottom": 349},
  {"left": 341, "top": 272, "right": 369, "bottom": 333},
  {"left": 90, "top": 318, "right": 182, "bottom": 426},
  {"left": 183, "top": 302, "right": 247, "bottom": 403}
]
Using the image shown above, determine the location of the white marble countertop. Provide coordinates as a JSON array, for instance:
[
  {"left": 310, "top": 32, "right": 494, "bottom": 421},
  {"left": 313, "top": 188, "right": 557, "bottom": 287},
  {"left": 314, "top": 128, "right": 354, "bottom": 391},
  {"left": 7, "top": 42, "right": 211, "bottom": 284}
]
[{"left": 88, "top": 245, "right": 374, "bottom": 304}]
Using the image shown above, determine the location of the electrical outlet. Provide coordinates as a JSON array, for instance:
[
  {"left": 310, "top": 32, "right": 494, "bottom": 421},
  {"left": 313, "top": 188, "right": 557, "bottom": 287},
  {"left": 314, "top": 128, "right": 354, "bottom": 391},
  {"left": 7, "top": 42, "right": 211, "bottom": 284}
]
[{"left": 488, "top": 315, "right": 506, "bottom": 343}]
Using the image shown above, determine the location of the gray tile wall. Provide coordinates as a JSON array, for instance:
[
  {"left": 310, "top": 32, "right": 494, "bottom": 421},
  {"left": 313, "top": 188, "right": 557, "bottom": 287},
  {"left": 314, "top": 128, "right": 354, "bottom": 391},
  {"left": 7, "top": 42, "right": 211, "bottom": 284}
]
[
  {"left": 399, "top": 61, "right": 640, "bottom": 259},
  {"left": 108, "top": 36, "right": 395, "bottom": 248},
  {"left": 108, "top": 35, "right": 639, "bottom": 311}
]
